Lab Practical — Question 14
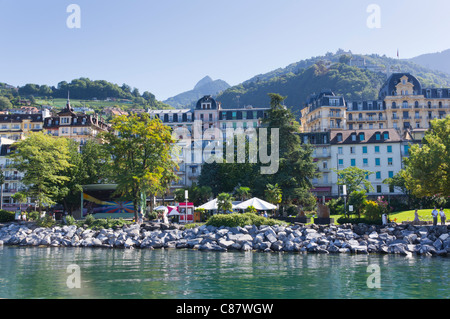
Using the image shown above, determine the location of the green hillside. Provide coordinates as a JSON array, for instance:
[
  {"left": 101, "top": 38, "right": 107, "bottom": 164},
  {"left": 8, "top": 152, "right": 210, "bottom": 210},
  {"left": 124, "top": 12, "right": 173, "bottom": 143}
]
[{"left": 216, "top": 51, "right": 450, "bottom": 113}]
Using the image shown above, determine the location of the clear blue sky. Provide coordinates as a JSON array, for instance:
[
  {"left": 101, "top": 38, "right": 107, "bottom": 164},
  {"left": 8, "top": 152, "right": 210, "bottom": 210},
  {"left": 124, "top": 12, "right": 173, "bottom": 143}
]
[{"left": 1, "top": 0, "right": 450, "bottom": 100}]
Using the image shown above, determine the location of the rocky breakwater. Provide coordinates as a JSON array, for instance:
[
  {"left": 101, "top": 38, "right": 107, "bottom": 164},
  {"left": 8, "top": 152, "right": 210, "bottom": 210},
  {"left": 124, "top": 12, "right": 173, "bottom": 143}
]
[{"left": 0, "top": 222, "right": 449, "bottom": 257}]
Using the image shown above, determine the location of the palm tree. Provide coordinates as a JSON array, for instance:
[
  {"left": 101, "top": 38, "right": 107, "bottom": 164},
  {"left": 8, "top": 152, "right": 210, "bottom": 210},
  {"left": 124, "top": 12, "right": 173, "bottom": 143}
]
[
  {"left": 265, "top": 183, "right": 282, "bottom": 206},
  {"left": 217, "top": 193, "right": 234, "bottom": 214},
  {"left": 234, "top": 185, "right": 251, "bottom": 201}
]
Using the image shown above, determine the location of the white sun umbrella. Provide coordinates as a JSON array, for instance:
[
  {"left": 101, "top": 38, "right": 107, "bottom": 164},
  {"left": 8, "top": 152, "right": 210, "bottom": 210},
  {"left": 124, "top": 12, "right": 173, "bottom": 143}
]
[
  {"left": 198, "top": 198, "right": 240, "bottom": 210},
  {"left": 154, "top": 206, "right": 168, "bottom": 213},
  {"left": 198, "top": 198, "right": 218, "bottom": 210},
  {"left": 234, "top": 197, "right": 277, "bottom": 211}
]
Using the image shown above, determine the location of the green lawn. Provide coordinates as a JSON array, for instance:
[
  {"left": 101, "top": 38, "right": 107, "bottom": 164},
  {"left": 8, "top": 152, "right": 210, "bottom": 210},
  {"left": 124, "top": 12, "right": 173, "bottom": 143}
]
[{"left": 330, "top": 208, "right": 447, "bottom": 225}]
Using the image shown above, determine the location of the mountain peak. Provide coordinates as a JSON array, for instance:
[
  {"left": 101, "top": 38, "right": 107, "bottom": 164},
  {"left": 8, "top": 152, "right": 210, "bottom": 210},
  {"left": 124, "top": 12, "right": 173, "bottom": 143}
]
[{"left": 194, "top": 76, "right": 214, "bottom": 90}]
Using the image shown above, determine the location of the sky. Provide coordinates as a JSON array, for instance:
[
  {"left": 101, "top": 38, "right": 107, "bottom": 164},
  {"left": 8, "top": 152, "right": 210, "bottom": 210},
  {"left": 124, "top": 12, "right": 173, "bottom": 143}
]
[{"left": 1, "top": 0, "right": 450, "bottom": 101}]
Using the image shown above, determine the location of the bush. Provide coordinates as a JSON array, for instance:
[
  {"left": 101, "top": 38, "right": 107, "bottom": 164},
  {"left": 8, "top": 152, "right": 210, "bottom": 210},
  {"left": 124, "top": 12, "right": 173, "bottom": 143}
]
[
  {"left": 245, "top": 206, "right": 257, "bottom": 214},
  {"left": 326, "top": 198, "right": 344, "bottom": 215},
  {"left": 27, "top": 211, "right": 40, "bottom": 221},
  {"left": 206, "top": 213, "right": 286, "bottom": 228},
  {"left": 0, "top": 210, "right": 15, "bottom": 222},
  {"left": 64, "top": 215, "right": 76, "bottom": 226},
  {"left": 146, "top": 211, "right": 158, "bottom": 220},
  {"left": 84, "top": 214, "right": 95, "bottom": 226},
  {"left": 36, "top": 215, "right": 56, "bottom": 228},
  {"left": 364, "top": 200, "right": 382, "bottom": 222}
]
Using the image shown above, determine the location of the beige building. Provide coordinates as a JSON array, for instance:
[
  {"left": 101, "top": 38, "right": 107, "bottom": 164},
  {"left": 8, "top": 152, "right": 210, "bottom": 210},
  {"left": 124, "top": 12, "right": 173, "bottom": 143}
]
[
  {"left": 301, "top": 73, "right": 450, "bottom": 140},
  {"left": 43, "top": 98, "right": 109, "bottom": 145}
]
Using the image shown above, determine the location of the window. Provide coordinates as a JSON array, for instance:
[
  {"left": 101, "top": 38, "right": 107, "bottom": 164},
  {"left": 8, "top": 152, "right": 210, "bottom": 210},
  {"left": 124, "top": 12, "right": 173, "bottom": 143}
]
[
  {"left": 384, "top": 132, "right": 389, "bottom": 140},
  {"left": 350, "top": 147, "right": 355, "bottom": 154},
  {"left": 336, "top": 133, "right": 343, "bottom": 142},
  {"left": 362, "top": 146, "right": 368, "bottom": 154},
  {"left": 377, "top": 185, "right": 382, "bottom": 193},
  {"left": 351, "top": 159, "right": 356, "bottom": 166},
  {"left": 376, "top": 171, "right": 381, "bottom": 179},
  {"left": 375, "top": 158, "right": 380, "bottom": 166},
  {"left": 61, "top": 117, "right": 70, "bottom": 124},
  {"left": 322, "top": 161, "right": 328, "bottom": 169},
  {"left": 359, "top": 133, "right": 365, "bottom": 141},
  {"left": 374, "top": 146, "right": 380, "bottom": 153},
  {"left": 387, "top": 145, "right": 392, "bottom": 153},
  {"left": 338, "top": 147, "right": 343, "bottom": 155},
  {"left": 389, "top": 185, "right": 395, "bottom": 193},
  {"left": 388, "top": 158, "right": 393, "bottom": 166},
  {"left": 363, "top": 158, "right": 368, "bottom": 167},
  {"left": 338, "top": 159, "right": 344, "bottom": 167},
  {"left": 351, "top": 134, "right": 356, "bottom": 142},
  {"left": 375, "top": 132, "right": 381, "bottom": 140},
  {"left": 388, "top": 171, "right": 394, "bottom": 178}
]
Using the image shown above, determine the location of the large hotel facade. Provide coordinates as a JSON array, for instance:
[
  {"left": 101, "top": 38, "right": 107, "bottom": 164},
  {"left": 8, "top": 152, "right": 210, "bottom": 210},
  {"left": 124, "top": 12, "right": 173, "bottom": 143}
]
[
  {"left": 148, "top": 95, "right": 270, "bottom": 200},
  {"left": 300, "top": 72, "right": 450, "bottom": 199}
]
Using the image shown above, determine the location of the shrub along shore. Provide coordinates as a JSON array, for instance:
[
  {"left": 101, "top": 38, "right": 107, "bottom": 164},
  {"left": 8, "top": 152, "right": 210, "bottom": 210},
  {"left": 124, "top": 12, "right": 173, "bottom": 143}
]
[{"left": 0, "top": 213, "right": 449, "bottom": 257}]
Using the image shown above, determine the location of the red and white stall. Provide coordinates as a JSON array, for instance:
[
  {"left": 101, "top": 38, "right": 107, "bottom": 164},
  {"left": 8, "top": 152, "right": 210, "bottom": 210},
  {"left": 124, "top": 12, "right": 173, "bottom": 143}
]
[{"left": 178, "top": 202, "right": 194, "bottom": 224}]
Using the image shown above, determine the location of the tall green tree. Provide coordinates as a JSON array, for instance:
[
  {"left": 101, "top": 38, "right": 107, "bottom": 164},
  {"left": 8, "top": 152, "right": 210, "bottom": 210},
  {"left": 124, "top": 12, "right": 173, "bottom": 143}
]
[
  {"left": 332, "top": 166, "right": 374, "bottom": 194},
  {"left": 262, "top": 93, "right": 318, "bottom": 207},
  {"left": 9, "top": 132, "right": 72, "bottom": 213},
  {"left": 100, "top": 113, "right": 177, "bottom": 221},
  {"left": 53, "top": 139, "right": 111, "bottom": 214},
  {"left": 403, "top": 117, "right": 450, "bottom": 197}
]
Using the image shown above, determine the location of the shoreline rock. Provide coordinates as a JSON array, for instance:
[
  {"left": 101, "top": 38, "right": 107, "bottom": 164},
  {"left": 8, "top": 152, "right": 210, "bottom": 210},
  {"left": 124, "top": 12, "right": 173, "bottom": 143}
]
[{"left": 0, "top": 221, "right": 449, "bottom": 257}]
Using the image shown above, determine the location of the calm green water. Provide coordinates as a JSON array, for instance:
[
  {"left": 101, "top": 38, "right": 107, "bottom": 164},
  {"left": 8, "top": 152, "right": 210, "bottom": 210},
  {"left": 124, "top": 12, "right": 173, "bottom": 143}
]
[{"left": 0, "top": 246, "right": 448, "bottom": 299}]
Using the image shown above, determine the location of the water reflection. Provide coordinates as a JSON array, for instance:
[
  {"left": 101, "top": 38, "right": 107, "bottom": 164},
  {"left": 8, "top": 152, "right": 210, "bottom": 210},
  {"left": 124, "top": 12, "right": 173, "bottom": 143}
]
[{"left": 0, "top": 247, "right": 448, "bottom": 299}]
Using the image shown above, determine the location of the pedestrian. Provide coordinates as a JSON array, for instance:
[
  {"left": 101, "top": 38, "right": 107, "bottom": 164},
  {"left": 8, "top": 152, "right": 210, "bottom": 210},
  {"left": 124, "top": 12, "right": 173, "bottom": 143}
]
[
  {"left": 413, "top": 209, "right": 420, "bottom": 224},
  {"left": 431, "top": 207, "right": 439, "bottom": 226},
  {"left": 439, "top": 208, "right": 446, "bottom": 225}
]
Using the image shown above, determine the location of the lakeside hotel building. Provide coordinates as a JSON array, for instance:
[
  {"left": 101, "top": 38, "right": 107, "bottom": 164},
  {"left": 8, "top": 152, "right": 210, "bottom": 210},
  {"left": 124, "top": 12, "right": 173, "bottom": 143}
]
[
  {"left": 148, "top": 96, "right": 270, "bottom": 200},
  {"left": 299, "top": 72, "right": 450, "bottom": 199}
]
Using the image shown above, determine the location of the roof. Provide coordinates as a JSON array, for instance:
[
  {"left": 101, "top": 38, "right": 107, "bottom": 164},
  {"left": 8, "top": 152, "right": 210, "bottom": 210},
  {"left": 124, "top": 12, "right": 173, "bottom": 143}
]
[
  {"left": 196, "top": 95, "right": 219, "bottom": 110},
  {"left": 330, "top": 128, "right": 402, "bottom": 145},
  {"left": 379, "top": 73, "right": 422, "bottom": 98},
  {"left": 0, "top": 114, "right": 44, "bottom": 123}
]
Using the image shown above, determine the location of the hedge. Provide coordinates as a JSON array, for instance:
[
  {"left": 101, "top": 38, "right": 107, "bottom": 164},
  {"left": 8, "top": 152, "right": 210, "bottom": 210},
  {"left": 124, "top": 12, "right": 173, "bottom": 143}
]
[
  {"left": 0, "top": 210, "right": 16, "bottom": 222},
  {"left": 337, "top": 216, "right": 383, "bottom": 225},
  {"left": 206, "top": 213, "right": 286, "bottom": 228}
]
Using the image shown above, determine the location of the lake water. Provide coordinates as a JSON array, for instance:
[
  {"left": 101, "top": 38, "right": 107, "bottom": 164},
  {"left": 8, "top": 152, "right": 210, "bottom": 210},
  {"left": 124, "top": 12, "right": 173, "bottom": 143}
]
[{"left": 0, "top": 246, "right": 448, "bottom": 299}]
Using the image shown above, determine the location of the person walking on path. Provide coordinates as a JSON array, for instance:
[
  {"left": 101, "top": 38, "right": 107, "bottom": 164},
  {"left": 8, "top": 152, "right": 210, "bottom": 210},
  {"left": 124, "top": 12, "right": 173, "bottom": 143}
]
[
  {"left": 439, "top": 208, "right": 446, "bottom": 225},
  {"left": 431, "top": 207, "right": 439, "bottom": 226},
  {"left": 413, "top": 209, "right": 420, "bottom": 224}
]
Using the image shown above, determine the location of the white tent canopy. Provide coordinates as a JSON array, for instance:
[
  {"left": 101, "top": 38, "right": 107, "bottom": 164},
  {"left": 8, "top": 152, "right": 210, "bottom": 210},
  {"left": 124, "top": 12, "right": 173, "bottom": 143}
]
[
  {"left": 234, "top": 197, "right": 277, "bottom": 211},
  {"left": 154, "top": 206, "right": 168, "bottom": 213},
  {"left": 198, "top": 198, "right": 219, "bottom": 210},
  {"left": 198, "top": 199, "right": 241, "bottom": 210}
]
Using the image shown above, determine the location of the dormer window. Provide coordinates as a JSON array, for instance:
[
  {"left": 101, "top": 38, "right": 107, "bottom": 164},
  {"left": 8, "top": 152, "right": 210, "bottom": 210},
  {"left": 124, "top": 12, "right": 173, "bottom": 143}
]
[{"left": 336, "top": 133, "right": 343, "bottom": 142}]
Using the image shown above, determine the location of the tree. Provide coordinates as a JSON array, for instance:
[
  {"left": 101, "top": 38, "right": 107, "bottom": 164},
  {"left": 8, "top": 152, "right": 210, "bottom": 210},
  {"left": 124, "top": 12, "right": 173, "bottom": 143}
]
[
  {"left": 52, "top": 139, "right": 111, "bottom": 214},
  {"left": 12, "top": 192, "right": 27, "bottom": 211},
  {"left": 332, "top": 166, "right": 374, "bottom": 195},
  {"left": 403, "top": 117, "right": 450, "bottom": 197},
  {"left": 99, "top": 113, "right": 177, "bottom": 221},
  {"left": 262, "top": 93, "right": 318, "bottom": 207},
  {"left": 348, "top": 190, "right": 367, "bottom": 218},
  {"left": 217, "top": 193, "right": 234, "bottom": 213},
  {"left": 9, "top": 132, "right": 72, "bottom": 213},
  {"left": 265, "top": 183, "right": 282, "bottom": 205},
  {"left": 233, "top": 185, "right": 251, "bottom": 201},
  {"left": 0, "top": 96, "right": 12, "bottom": 110}
]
